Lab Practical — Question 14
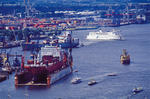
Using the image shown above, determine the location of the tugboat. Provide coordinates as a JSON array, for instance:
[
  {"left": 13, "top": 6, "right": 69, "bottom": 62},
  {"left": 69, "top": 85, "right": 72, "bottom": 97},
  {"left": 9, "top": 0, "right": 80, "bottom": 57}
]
[
  {"left": 15, "top": 45, "right": 73, "bottom": 87},
  {"left": 120, "top": 49, "right": 130, "bottom": 65}
]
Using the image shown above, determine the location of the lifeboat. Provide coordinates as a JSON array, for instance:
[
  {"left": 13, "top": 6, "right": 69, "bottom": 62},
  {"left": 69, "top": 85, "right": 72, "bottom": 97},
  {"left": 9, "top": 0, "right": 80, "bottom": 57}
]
[{"left": 120, "top": 49, "right": 130, "bottom": 65}]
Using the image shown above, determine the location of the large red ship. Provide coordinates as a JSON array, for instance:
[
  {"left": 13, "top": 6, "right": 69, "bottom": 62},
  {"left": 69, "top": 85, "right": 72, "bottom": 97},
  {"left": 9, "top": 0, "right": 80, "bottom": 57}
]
[{"left": 15, "top": 45, "right": 73, "bottom": 87}]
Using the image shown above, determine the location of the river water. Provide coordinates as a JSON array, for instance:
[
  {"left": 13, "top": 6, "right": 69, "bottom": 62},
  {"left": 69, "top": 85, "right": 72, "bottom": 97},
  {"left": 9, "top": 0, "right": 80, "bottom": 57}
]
[{"left": 0, "top": 24, "right": 150, "bottom": 99}]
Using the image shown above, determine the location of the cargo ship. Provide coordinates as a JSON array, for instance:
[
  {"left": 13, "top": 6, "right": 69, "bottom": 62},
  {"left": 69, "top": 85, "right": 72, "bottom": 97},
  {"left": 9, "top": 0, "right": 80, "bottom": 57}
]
[
  {"left": 22, "top": 31, "right": 79, "bottom": 51},
  {"left": 15, "top": 45, "right": 73, "bottom": 87},
  {"left": 120, "top": 49, "right": 130, "bottom": 64},
  {"left": 49, "top": 31, "right": 79, "bottom": 48}
]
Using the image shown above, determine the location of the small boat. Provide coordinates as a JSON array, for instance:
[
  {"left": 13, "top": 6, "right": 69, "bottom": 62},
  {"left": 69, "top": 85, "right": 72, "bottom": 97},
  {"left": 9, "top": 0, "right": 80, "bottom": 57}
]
[
  {"left": 88, "top": 80, "right": 97, "bottom": 86},
  {"left": 107, "top": 72, "right": 117, "bottom": 76},
  {"left": 132, "top": 87, "right": 143, "bottom": 94},
  {"left": 74, "top": 70, "right": 78, "bottom": 72},
  {"left": 71, "top": 77, "right": 81, "bottom": 84},
  {"left": 2, "top": 66, "right": 12, "bottom": 74},
  {"left": 86, "top": 29, "right": 122, "bottom": 40},
  {"left": 120, "top": 49, "right": 130, "bottom": 65}
]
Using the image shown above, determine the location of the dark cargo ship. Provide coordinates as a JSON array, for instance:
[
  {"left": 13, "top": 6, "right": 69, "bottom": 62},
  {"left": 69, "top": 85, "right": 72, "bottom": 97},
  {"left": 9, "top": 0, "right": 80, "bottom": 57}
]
[{"left": 22, "top": 31, "right": 79, "bottom": 51}]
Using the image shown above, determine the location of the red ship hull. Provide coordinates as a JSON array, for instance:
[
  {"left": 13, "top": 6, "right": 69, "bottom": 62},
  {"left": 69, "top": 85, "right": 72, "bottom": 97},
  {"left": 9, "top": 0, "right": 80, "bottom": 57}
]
[{"left": 15, "top": 46, "right": 73, "bottom": 87}]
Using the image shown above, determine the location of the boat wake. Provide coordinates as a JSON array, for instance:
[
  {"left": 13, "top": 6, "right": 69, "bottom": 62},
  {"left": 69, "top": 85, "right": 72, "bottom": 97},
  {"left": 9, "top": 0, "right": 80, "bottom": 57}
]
[
  {"left": 83, "top": 72, "right": 118, "bottom": 82},
  {"left": 80, "top": 40, "right": 100, "bottom": 46}
]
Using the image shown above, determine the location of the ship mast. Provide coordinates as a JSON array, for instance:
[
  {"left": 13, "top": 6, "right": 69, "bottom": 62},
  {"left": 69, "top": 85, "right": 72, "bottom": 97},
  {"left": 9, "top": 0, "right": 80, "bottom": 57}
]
[
  {"left": 24, "top": 0, "right": 30, "bottom": 18},
  {"left": 126, "top": 0, "right": 129, "bottom": 24}
]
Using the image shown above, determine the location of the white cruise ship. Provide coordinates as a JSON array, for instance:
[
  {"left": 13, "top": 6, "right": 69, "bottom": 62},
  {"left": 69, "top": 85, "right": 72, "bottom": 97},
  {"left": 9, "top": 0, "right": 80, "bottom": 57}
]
[{"left": 86, "top": 29, "right": 122, "bottom": 40}]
